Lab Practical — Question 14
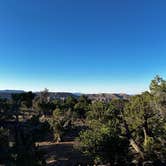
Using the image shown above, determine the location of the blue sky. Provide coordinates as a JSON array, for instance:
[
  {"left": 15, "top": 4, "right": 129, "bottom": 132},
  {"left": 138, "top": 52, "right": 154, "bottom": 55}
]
[{"left": 0, "top": 0, "right": 166, "bottom": 93}]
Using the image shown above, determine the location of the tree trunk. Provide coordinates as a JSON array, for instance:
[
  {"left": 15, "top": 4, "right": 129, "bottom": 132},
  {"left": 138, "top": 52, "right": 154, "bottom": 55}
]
[
  {"left": 143, "top": 127, "right": 148, "bottom": 146},
  {"left": 129, "top": 138, "right": 144, "bottom": 160},
  {"left": 122, "top": 118, "right": 144, "bottom": 160}
]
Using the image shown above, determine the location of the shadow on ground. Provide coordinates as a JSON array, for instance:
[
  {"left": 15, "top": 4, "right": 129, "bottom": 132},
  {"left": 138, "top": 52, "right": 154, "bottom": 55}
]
[{"left": 38, "top": 126, "right": 91, "bottom": 166}]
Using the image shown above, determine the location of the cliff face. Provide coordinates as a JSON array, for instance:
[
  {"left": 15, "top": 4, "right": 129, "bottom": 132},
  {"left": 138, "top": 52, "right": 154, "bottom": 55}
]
[{"left": 86, "top": 93, "right": 130, "bottom": 102}]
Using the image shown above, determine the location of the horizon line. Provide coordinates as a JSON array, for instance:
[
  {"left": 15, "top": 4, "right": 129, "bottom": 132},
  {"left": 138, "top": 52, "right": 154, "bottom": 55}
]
[{"left": 0, "top": 88, "right": 147, "bottom": 95}]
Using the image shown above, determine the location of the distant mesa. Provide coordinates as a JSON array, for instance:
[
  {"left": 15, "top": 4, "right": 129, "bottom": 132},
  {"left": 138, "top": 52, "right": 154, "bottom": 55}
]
[
  {"left": 0, "top": 90, "right": 25, "bottom": 93},
  {"left": 0, "top": 90, "right": 130, "bottom": 101},
  {"left": 0, "top": 90, "right": 25, "bottom": 99}
]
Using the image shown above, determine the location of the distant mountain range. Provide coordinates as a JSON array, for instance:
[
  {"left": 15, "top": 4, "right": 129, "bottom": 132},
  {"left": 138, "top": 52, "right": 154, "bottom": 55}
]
[
  {"left": 0, "top": 90, "right": 25, "bottom": 99},
  {"left": 0, "top": 90, "right": 130, "bottom": 101}
]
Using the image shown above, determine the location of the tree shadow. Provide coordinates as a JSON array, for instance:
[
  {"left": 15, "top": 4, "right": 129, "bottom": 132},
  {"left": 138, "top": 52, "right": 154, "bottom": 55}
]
[
  {"left": 39, "top": 125, "right": 91, "bottom": 166},
  {"left": 40, "top": 142, "right": 91, "bottom": 166}
]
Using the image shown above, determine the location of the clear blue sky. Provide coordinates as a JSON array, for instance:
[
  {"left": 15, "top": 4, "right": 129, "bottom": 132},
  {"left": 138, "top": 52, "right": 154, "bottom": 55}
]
[{"left": 0, "top": 0, "right": 166, "bottom": 93}]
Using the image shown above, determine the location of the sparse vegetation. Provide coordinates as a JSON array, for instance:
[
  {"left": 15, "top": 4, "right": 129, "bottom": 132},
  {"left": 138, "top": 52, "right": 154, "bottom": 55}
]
[{"left": 0, "top": 76, "right": 166, "bottom": 165}]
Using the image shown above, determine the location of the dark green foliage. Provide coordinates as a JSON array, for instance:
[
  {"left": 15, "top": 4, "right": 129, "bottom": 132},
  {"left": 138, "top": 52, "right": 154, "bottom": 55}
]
[
  {"left": 0, "top": 98, "right": 12, "bottom": 122},
  {"left": 76, "top": 100, "right": 131, "bottom": 165},
  {"left": 49, "top": 108, "right": 73, "bottom": 142},
  {"left": 76, "top": 76, "right": 166, "bottom": 165},
  {"left": 74, "top": 95, "right": 91, "bottom": 119},
  {"left": 26, "top": 115, "right": 51, "bottom": 142},
  {"left": 0, "top": 77, "right": 166, "bottom": 165},
  {"left": 12, "top": 92, "right": 35, "bottom": 108},
  {"left": 150, "top": 75, "right": 166, "bottom": 118},
  {"left": 0, "top": 92, "right": 46, "bottom": 166},
  {"left": 0, "top": 127, "right": 10, "bottom": 164},
  {"left": 11, "top": 133, "right": 46, "bottom": 166},
  {"left": 77, "top": 122, "right": 131, "bottom": 165},
  {"left": 65, "top": 96, "right": 77, "bottom": 109},
  {"left": 123, "top": 91, "right": 166, "bottom": 164}
]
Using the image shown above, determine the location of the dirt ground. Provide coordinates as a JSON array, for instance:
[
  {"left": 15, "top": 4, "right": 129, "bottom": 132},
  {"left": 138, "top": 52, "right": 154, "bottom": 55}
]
[
  {"left": 37, "top": 126, "right": 91, "bottom": 166},
  {"left": 38, "top": 141, "right": 89, "bottom": 166}
]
